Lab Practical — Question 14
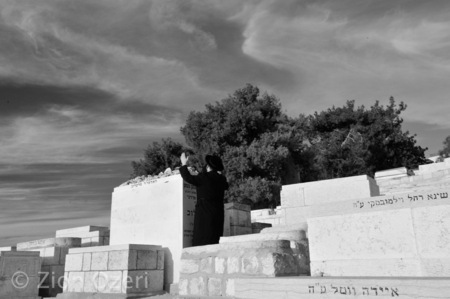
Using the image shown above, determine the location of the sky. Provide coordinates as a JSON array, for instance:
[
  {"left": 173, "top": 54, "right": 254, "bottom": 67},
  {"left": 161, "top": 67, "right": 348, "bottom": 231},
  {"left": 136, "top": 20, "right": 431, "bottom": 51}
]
[{"left": 1, "top": 0, "right": 450, "bottom": 246}]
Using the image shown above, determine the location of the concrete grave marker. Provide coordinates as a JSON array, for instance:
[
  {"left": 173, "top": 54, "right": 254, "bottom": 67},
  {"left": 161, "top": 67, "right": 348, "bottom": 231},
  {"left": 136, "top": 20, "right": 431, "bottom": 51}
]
[{"left": 110, "top": 174, "right": 196, "bottom": 287}]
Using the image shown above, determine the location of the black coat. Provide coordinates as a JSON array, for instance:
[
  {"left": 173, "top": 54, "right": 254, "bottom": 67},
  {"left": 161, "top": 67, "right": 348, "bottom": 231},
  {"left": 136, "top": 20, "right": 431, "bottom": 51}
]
[{"left": 179, "top": 165, "right": 229, "bottom": 246}]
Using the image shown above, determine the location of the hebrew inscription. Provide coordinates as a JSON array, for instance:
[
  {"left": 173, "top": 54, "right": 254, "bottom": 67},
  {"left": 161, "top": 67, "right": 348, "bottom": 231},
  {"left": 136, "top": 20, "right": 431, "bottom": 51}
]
[
  {"left": 353, "top": 190, "right": 449, "bottom": 210},
  {"left": 308, "top": 283, "right": 399, "bottom": 296}
]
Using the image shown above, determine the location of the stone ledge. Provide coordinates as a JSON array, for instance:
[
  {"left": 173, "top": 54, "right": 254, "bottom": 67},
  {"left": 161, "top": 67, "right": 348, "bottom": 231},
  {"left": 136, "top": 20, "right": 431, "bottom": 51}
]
[
  {"left": 219, "top": 231, "right": 306, "bottom": 244},
  {"left": 1, "top": 250, "right": 40, "bottom": 257},
  {"left": 261, "top": 222, "right": 308, "bottom": 234},
  {"left": 68, "top": 244, "right": 162, "bottom": 254},
  {"left": 182, "top": 240, "right": 292, "bottom": 258},
  {"left": 56, "top": 291, "right": 167, "bottom": 299},
  {"left": 231, "top": 276, "right": 450, "bottom": 298},
  {"left": 56, "top": 226, "right": 109, "bottom": 236},
  {"left": 17, "top": 237, "right": 81, "bottom": 250}
]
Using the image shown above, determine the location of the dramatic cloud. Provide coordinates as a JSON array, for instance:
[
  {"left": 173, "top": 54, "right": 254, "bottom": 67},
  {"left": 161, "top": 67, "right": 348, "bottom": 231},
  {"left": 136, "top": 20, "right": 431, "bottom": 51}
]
[{"left": 1, "top": 0, "right": 450, "bottom": 245}]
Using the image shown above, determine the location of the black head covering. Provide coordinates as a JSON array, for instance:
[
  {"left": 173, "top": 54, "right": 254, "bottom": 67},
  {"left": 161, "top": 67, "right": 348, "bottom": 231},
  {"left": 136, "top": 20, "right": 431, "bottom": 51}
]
[{"left": 205, "top": 155, "right": 224, "bottom": 171}]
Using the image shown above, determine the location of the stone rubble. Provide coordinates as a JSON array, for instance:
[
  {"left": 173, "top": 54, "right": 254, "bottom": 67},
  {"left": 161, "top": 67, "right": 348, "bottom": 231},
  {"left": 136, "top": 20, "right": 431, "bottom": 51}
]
[{"left": 120, "top": 167, "right": 199, "bottom": 186}]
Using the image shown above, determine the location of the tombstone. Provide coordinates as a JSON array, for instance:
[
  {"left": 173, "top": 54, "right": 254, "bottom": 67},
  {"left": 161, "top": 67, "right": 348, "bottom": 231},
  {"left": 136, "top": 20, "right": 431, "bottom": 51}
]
[
  {"left": 56, "top": 226, "right": 110, "bottom": 247},
  {"left": 307, "top": 187, "right": 450, "bottom": 277},
  {"left": 109, "top": 174, "right": 196, "bottom": 289},
  {"left": 0, "top": 251, "right": 41, "bottom": 299},
  {"left": 16, "top": 237, "right": 81, "bottom": 297},
  {"left": 58, "top": 244, "right": 165, "bottom": 298},
  {"left": 280, "top": 175, "right": 379, "bottom": 225},
  {"left": 223, "top": 203, "right": 252, "bottom": 237}
]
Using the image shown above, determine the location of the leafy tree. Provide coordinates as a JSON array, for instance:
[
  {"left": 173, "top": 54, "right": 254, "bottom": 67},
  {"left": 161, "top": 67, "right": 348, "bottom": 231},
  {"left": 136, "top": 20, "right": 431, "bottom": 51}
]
[
  {"left": 305, "top": 97, "right": 428, "bottom": 179},
  {"left": 438, "top": 136, "right": 450, "bottom": 159},
  {"left": 181, "top": 84, "right": 307, "bottom": 208},
  {"left": 130, "top": 138, "right": 190, "bottom": 178}
]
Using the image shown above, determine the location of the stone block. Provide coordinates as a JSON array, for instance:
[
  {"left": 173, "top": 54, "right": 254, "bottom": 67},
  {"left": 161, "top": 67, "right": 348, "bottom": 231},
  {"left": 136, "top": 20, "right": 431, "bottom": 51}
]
[
  {"left": 200, "top": 257, "right": 214, "bottom": 274},
  {"left": 91, "top": 252, "right": 108, "bottom": 271},
  {"left": 0, "top": 252, "right": 41, "bottom": 298},
  {"left": 180, "top": 259, "right": 199, "bottom": 274},
  {"left": 56, "top": 226, "right": 109, "bottom": 237},
  {"left": 125, "top": 270, "right": 164, "bottom": 294},
  {"left": 82, "top": 253, "right": 92, "bottom": 271},
  {"left": 136, "top": 250, "right": 156, "bottom": 270},
  {"left": 178, "top": 278, "right": 188, "bottom": 295},
  {"left": 0, "top": 246, "right": 16, "bottom": 252},
  {"left": 17, "top": 237, "right": 81, "bottom": 250},
  {"left": 241, "top": 256, "right": 259, "bottom": 274},
  {"left": 83, "top": 271, "right": 99, "bottom": 292},
  {"left": 227, "top": 257, "right": 240, "bottom": 274},
  {"left": 108, "top": 250, "right": 136, "bottom": 270},
  {"left": 156, "top": 250, "right": 164, "bottom": 270},
  {"left": 208, "top": 277, "right": 222, "bottom": 296},
  {"left": 65, "top": 253, "right": 83, "bottom": 271},
  {"left": 261, "top": 253, "right": 299, "bottom": 276},
  {"left": 97, "top": 271, "right": 122, "bottom": 293},
  {"left": 66, "top": 271, "right": 85, "bottom": 292},
  {"left": 189, "top": 276, "right": 206, "bottom": 296},
  {"left": 41, "top": 247, "right": 61, "bottom": 266},
  {"left": 215, "top": 257, "right": 226, "bottom": 274},
  {"left": 59, "top": 247, "right": 70, "bottom": 264}
]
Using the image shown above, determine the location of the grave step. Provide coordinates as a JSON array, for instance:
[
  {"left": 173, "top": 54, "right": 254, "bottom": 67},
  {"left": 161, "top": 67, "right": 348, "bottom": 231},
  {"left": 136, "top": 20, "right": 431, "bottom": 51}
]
[
  {"left": 219, "top": 230, "right": 306, "bottom": 244},
  {"left": 231, "top": 276, "right": 450, "bottom": 299}
]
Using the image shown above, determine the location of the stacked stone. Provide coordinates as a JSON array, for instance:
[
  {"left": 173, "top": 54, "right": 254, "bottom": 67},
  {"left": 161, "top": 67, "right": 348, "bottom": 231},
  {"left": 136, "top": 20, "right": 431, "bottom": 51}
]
[
  {"left": 56, "top": 226, "right": 110, "bottom": 247},
  {"left": 0, "top": 251, "right": 41, "bottom": 299},
  {"left": 16, "top": 237, "right": 81, "bottom": 297},
  {"left": 120, "top": 167, "right": 182, "bottom": 186},
  {"left": 178, "top": 240, "right": 304, "bottom": 298},
  {"left": 59, "top": 244, "right": 164, "bottom": 298}
]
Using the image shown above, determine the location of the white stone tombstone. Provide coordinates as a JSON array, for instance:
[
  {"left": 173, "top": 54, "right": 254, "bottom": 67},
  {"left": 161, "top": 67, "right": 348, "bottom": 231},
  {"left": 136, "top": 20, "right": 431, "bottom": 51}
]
[
  {"left": 110, "top": 174, "right": 196, "bottom": 288},
  {"left": 307, "top": 188, "right": 450, "bottom": 277}
]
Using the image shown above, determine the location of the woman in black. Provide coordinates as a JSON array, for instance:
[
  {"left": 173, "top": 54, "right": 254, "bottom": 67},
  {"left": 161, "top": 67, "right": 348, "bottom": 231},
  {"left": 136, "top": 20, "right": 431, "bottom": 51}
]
[{"left": 179, "top": 153, "right": 229, "bottom": 246}]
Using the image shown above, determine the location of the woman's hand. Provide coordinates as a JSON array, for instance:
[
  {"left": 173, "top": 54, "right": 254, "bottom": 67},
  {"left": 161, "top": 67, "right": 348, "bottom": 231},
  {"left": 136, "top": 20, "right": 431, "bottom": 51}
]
[{"left": 180, "top": 152, "right": 189, "bottom": 166}]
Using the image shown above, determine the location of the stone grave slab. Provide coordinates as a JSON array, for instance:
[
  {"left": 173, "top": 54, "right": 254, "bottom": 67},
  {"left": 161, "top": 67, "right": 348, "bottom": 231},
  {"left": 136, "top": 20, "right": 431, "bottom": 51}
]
[
  {"left": 178, "top": 240, "right": 305, "bottom": 298},
  {"left": 57, "top": 244, "right": 165, "bottom": 299},
  {"left": 229, "top": 276, "right": 450, "bottom": 299},
  {"left": 281, "top": 175, "right": 379, "bottom": 208},
  {"left": 16, "top": 237, "right": 81, "bottom": 297},
  {"left": 0, "top": 251, "right": 41, "bottom": 299},
  {"left": 223, "top": 203, "right": 252, "bottom": 237},
  {"left": 110, "top": 174, "right": 196, "bottom": 288},
  {"left": 307, "top": 187, "right": 450, "bottom": 277}
]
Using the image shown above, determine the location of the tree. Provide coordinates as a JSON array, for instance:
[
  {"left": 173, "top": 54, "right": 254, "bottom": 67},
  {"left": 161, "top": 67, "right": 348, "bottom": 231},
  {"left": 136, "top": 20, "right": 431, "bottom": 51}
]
[
  {"left": 181, "top": 84, "right": 307, "bottom": 208},
  {"left": 130, "top": 138, "right": 190, "bottom": 178},
  {"left": 305, "top": 97, "right": 428, "bottom": 179},
  {"left": 438, "top": 136, "right": 450, "bottom": 159}
]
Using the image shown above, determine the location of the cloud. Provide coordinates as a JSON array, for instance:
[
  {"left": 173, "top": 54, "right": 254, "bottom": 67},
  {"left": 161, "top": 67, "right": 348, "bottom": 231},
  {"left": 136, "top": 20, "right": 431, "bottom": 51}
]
[{"left": 1, "top": 0, "right": 450, "bottom": 245}]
